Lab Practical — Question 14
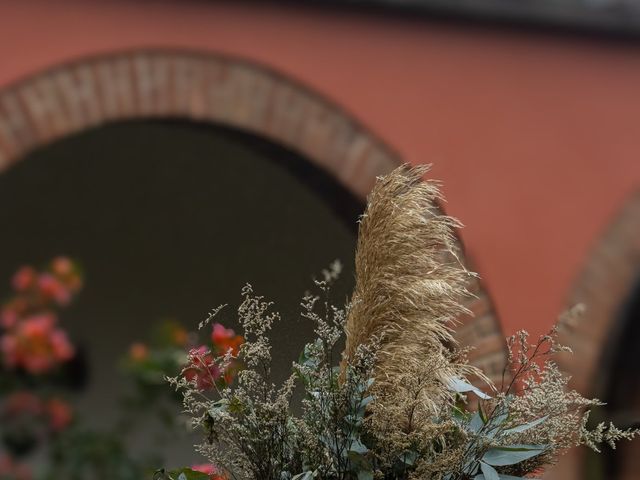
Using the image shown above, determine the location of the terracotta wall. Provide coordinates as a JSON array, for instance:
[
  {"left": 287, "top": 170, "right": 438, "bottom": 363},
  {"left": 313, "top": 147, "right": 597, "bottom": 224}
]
[{"left": 0, "top": 0, "right": 639, "bottom": 339}]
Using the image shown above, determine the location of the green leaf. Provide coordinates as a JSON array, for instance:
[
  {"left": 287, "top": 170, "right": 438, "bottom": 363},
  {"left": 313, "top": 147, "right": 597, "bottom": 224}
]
[
  {"left": 359, "top": 396, "right": 374, "bottom": 408},
  {"left": 448, "top": 377, "right": 491, "bottom": 400},
  {"left": 475, "top": 475, "right": 538, "bottom": 479},
  {"left": 452, "top": 405, "right": 467, "bottom": 422},
  {"left": 503, "top": 416, "right": 548, "bottom": 435},
  {"left": 401, "top": 450, "right": 419, "bottom": 466},
  {"left": 357, "top": 471, "right": 374, "bottom": 480},
  {"left": 479, "top": 402, "right": 488, "bottom": 424},
  {"left": 349, "top": 439, "right": 369, "bottom": 455},
  {"left": 480, "top": 462, "right": 500, "bottom": 480},
  {"left": 469, "top": 412, "right": 485, "bottom": 432},
  {"left": 482, "top": 445, "right": 546, "bottom": 466},
  {"left": 345, "top": 414, "right": 364, "bottom": 426},
  {"left": 490, "top": 408, "right": 509, "bottom": 427},
  {"left": 292, "top": 472, "right": 314, "bottom": 480},
  {"left": 153, "top": 470, "right": 171, "bottom": 480}
]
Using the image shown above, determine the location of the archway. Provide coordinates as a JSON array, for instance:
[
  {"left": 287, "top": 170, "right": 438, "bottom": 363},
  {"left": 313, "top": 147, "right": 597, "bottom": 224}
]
[
  {"left": 0, "top": 49, "right": 507, "bottom": 380},
  {"left": 552, "top": 191, "right": 640, "bottom": 480},
  {"left": 0, "top": 50, "right": 399, "bottom": 200}
]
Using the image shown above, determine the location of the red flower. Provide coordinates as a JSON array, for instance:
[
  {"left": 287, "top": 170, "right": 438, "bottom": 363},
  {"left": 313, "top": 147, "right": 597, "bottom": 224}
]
[
  {"left": 11, "top": 266, "right": 37, "bottom": 292},
  {"left": 2, "top": 391, "right": 43, "bottom": 416},
  {"left": 1, "top": 314, "right": 75, "bottom": 374},
  {"left": 1, "top": 298, "right": 28, "bottom": 329},
  {"left": 46, "top": 398, "right": 73, "bottom": 432},
  {"left": 1, "top": 306, "right": 18, "bottom": 329},
  {"left": 211, "top": 323, "right": 243, "bottom": 356},
  {"left": 184, "top": 346, "right": 221, "bottom": 391},
  {"left": 37, "top": 274, "right": 71, "bottom": 306},
  {"left": 0, "top": 454, "right": 31, "bottom": 480},
  {"left": 191, "top": 464, "right": 226, "bottom": 480}
]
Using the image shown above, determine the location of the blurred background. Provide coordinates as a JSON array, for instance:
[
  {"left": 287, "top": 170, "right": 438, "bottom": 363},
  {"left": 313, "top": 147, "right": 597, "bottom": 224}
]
[{"left": 0, "top": 1, "right": 638, "bottom": 479}]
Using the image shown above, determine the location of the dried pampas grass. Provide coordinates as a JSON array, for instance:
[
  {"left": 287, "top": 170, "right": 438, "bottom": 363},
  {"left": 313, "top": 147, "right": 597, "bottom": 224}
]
[{"left": 342, "top": 164, "right": 478, "bottom": 409}]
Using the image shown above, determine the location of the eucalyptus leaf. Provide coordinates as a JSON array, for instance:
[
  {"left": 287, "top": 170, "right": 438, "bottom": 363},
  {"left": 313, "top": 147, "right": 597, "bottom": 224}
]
[
  {"left": 349, "top": 439, "right": 369, "bottom": 454},
  {"left": 447, "top": 377, "right": 491, "bottom": 400},
  {"left": 480, "top": 462, "right": 500, "bottom": 480},
  {"left": 292, "top": 472, "right": 314, "bottom": 480},
  {"left": 503, "top": 416, "right": 548, "bottom": 435},
  {"left": 357, "top": 471, "right": 374, "bottom": 480},
  {"left": 482, "top": 445, "right": 546, "bottom": 466},
  {"left": 469, "top": 412, "right": 485, "bottom": 432},
  {"left": 401, "top": 450, "right": 419, "bottom": 466},
  {"left": 475, "top": 475, "right": 538, "bottom": 479},
  {"left": 359, "top": 396, "right": 374, "bottom": 409}
]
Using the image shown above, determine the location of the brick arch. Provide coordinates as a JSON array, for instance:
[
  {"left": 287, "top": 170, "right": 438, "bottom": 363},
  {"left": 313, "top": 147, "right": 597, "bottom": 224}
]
[
  {"left": 0, "top": 50, "right": 400, "bottom": 200},
  {"left": 557, "top": 192, "right": 640, "bottom": 396},
  {"left": 0, "top": 49, "right": 506, "bottom": 379},
  {"left": 548, "top": 191, "right": 640, "bottom": 480}
]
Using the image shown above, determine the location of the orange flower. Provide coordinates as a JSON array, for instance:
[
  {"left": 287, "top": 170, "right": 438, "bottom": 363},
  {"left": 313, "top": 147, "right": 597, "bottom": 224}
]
[
  {"left": 129, "top": 342, "right": 149, "bottom": 362},
  {"left": 211, "top": 323, "right": 243, "bottom": 356},
  {"left": 172, "top": 328, "right": 188, "bottom": 346},
  {"left": 51, "top": 257, "right": 73, "bottom": 277},
  {"left": 50, "top": 257, "right": 83, "bottom": 294}
]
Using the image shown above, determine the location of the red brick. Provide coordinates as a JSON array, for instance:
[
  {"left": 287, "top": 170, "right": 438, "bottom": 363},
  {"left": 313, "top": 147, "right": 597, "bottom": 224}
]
[
  {"left": 265, "top": 82, "right": 313, "bottom": 148},
  {"left": 0, "top": 91, "right": 34, "bottom": 156}
]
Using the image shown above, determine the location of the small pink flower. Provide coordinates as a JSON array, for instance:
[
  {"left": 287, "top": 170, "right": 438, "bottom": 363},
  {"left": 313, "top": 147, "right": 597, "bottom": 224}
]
[
  {"left": 1, "top": 334, "right": 18, "bottom": 368},
  {"left": 21, "top": 313, "right": 56, "bottom": 335},
  {"left": 50, "top": 329, "right": 74, "bottom": 362},
  {"left": 11, "top": 266, "right": 36, "bottom": 292},
  {"left": 38, "top": 274, "right": 71, "bottom": 306},
  {"left": 1, "top": 306, "right": 18, "bottom": 328},
  {"left": 1, "top": 314, "right": 74, "bottom": 374}
]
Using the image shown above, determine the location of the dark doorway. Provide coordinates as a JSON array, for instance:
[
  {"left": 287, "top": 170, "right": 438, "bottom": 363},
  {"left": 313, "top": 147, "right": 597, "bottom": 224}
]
[
  {"left": 0, "top": 120, "right": 363, "bottom": 464},
  {"left": 590, "top": 274, "right": 640, "bottom": 479}
]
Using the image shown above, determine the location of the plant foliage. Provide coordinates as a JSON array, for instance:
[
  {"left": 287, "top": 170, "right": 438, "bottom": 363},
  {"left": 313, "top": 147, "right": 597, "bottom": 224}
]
[{"left": 169, "top": 166, "right": 638, "bottom": 480}]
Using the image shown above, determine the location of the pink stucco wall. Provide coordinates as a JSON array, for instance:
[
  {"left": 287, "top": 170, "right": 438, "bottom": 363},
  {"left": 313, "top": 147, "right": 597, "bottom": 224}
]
[{"left": 1, "top": 0, "right": 639, "bottom": 337}]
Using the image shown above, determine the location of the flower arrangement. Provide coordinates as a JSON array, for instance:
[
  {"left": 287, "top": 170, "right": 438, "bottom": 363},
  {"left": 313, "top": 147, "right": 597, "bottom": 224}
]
[{"left": 168, "top": 166, "right": 638, "bottom": 480}]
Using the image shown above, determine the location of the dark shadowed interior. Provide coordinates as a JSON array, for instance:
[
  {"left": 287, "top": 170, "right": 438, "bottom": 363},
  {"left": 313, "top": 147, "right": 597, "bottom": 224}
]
[{"left": 0, "top": 120, "right": 363, "bottom": 463}]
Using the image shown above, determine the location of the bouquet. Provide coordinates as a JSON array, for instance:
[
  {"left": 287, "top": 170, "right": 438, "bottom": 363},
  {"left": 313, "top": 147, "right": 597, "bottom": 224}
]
[{"left": 166, "top": 165, "right": 637, "bottom": 480}]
